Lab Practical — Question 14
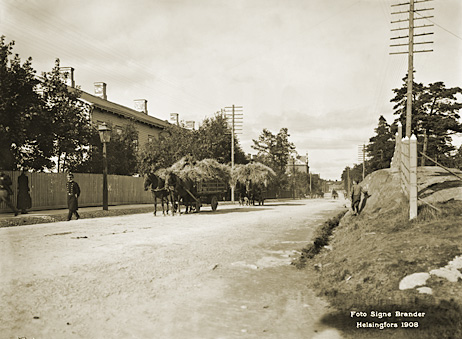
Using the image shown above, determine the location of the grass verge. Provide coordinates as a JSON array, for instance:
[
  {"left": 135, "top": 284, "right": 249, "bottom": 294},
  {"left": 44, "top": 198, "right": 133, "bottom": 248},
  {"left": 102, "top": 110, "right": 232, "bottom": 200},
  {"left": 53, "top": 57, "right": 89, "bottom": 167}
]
[
  {"left": 0, "top": 206, "right": 154, "bottom": 228},
  {"left": 293, "top": 200, "right": 462, "bottom": 339}
]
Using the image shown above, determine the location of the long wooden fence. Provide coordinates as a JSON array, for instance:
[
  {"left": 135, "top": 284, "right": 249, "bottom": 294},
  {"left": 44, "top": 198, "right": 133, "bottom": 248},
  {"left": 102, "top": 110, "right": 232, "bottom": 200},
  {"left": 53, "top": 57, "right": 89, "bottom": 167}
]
[
  {"left": 391, "top": 123, "right": 417, "bottom": 219},
  {"left": 0, "top": 171, "right": 152, "bottom": 213}
]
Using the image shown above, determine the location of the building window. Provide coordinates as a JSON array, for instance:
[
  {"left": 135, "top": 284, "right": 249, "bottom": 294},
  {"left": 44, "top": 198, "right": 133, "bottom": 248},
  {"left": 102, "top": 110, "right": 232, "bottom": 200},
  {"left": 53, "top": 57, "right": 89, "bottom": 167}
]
[
  {"left": 115, "top": 126, "right": 123, "bottom": 135},
  {"left": 148, "top": 135, "right": 155, "bottom": 143}
]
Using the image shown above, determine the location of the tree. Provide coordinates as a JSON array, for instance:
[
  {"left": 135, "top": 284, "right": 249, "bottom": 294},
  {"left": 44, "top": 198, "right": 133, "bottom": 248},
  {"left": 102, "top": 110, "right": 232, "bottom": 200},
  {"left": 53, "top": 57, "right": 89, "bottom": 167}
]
[
  {"left": 138, "top": 114, "right": 249, "bottom": 174},
  {"left": 391, "top": 76, "right": 462, "bottom": 166},
  {"left": 76, "top": 122, "right": 139, "bottom": 175},
  {"left": 251, "top": 128, "right": 296, "bottom": 174},
  {"left": 138, "top": 124, "right": 196, "bottom": 174},
  {"left": 366, "top": 116, "right": 395, "bottom": 173},
  {"left": 341, "top": 164, "right": 365, "bottom": 192},
  {"left": 0, "top": 36, "right": 50, "bottom": 170},
  {"left": 251, "top": 127, "right": 296, "bottom": 192},
  {"left": 452, "top": 145, "right": 462, "bottom": 170},
  {"left": 195, "top": 114, "right": 247, "bottom": 164},
  {"left": 40, "top": 59, "right": 93, "bottom": 172}
]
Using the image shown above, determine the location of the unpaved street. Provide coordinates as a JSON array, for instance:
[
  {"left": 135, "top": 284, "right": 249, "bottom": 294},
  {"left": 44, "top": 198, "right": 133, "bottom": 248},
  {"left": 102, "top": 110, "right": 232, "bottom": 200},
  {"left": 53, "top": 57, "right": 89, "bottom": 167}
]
[{"left": 1, "top": 198, "right": 345, "bottom": 339}]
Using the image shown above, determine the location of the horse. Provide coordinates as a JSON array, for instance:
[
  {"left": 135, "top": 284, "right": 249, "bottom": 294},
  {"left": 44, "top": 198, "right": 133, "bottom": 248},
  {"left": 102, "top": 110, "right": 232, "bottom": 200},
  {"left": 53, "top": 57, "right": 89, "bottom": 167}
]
[
  {"left": 246, "top": 179, "right": 266, "bottom": 206},
  {"left": 237, "top": 182, "right": 249, "bottom": 205},
  {"left": 144, "top": 173, "right": 170, "bottom": 216},
  {"left": 165, "top": 172, "right": 197, "bottom": 215},
  {"left": 252, "top": 183, "right": 264, "bottom": 206},
  {"left": 245, "top": 180, "right": 255, "bottom": 205}
]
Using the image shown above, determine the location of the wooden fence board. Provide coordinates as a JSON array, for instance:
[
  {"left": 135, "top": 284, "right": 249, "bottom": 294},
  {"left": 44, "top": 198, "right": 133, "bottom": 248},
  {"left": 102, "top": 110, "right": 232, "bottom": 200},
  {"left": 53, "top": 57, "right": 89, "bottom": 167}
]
[{"left": 0, "top": 172, "right": 152, "bottom": 213}]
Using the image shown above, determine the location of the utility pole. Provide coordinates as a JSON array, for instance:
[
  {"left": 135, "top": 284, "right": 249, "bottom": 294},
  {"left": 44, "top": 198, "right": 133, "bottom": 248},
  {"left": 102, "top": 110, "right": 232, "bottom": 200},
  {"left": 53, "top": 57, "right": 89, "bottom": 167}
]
[
  {"left": 358, "top": 144, "right": 366, "bottom": 181},
  {"left": 306, "top": 153, "right": 311, "bottom": 196},
  {"left": 292, "top": 157, "right": 296, "bottom": 199},
  {"left": 347, "top": 166, "right": 351, "bottom": 199},
  {"left": 390, "top": 0, "right": 434, "bottom": 138},
  {"left": 224, "top": 105, "right": 243, "bottom": 203}
]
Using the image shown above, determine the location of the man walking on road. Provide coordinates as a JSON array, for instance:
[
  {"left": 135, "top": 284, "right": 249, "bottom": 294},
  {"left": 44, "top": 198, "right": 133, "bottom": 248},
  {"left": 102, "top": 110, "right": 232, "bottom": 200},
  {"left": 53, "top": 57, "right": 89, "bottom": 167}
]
[
  {"left": 0, "top": 172, "right": 18, "bottom": 216},
  {"left": 66, "top": 173, "right": 81, "bottom": 221}
]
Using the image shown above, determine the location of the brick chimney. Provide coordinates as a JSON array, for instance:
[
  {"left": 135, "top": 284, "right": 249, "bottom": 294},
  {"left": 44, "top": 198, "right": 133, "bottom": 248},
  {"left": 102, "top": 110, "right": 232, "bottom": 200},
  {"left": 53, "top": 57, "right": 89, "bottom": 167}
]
[
  {"left": 94, "top": 82, "right": 107, "bottom": 100},
  {"left": 59, "top": 67, "right": 75, "bottom": 88},
  {"left": 134, "top": 99, "right": 148, "bottom": 114},
  {"left": 170, "top": 113, "right": 179, "bottom": 125}
]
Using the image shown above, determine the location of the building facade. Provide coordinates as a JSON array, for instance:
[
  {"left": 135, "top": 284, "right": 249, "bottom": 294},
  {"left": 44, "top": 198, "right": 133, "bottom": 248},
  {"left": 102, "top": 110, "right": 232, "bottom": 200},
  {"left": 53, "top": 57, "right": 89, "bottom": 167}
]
[{"left": 63, "top": 68, "right": 171, "bottom": 147}]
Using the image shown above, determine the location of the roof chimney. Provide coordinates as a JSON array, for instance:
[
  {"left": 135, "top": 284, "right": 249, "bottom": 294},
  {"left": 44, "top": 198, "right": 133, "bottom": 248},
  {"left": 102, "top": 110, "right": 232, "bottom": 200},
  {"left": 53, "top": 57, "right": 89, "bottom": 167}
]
[
  {"left": 94, "top": 82, "right": 107, "bottom": 100},
  {"left": 134, "top": 99, "right": 148, "bottom": 114},
  {"left": 170, "top": 113, "right": 179, "bottom": 125},
  {"left": 185, "top": 121, "right": 195, "bottom": 130},
  {"left": 59, "top": 67, "right": 75, "bottom": 88}
]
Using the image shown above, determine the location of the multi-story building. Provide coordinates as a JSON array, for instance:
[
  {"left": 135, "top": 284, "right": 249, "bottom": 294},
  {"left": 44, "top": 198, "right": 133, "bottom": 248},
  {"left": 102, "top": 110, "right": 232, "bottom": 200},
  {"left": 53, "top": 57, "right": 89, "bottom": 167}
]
[{"left": 62, "top": 67, "right": 171, "bottom": 147}]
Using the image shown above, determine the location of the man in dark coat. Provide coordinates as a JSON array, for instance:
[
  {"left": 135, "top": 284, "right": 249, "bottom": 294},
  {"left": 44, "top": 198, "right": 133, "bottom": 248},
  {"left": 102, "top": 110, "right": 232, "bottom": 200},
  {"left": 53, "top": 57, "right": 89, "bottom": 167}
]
[
  {"left": 351, "top": 180, "right": 362, "bottom": 216},
  {"left": 66, "top": 173, "right": 81, "bottom": 220},
  {"left": 17, "top": 171, "right": 32, "bottom": 214},
  {"left": 0, "top": 172, "right": 18, "bottom": 216}
]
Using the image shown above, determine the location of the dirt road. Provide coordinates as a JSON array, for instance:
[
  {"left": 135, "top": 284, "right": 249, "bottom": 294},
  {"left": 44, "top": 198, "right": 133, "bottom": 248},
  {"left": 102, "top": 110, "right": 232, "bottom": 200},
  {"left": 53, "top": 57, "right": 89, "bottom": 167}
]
[{"left": 0, "top": 198, "right": 346, "bottom": 339}]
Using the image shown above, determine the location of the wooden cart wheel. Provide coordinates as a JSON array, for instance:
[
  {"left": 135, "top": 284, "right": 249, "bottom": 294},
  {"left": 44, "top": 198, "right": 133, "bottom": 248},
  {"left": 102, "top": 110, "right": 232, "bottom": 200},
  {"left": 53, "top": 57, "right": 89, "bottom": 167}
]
[
  {"left": 195, "top": 198, "right": 201, "bottom": 212},
  {"left": 211, "top": 195, "right": 218, "bottom": 211}
]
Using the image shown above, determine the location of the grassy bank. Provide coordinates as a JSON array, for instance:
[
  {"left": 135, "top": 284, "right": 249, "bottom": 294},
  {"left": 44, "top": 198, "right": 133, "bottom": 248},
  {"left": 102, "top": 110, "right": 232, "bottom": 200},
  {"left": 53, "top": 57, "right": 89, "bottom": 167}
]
[{"left": 294, "top": 200, "right": 462, "bottom": 339}]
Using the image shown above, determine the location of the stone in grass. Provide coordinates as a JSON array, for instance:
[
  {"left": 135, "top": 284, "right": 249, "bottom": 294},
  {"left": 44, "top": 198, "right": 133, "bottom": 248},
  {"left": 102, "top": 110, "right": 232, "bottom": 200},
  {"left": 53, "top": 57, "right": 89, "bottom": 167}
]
[
  {"left": 399, "top": 272, "right": 431, "bottom": 290},
  {"left": 416, "top": 287, "right": 433, "bottom": 295},
  {"left": 429, "top": 267, "right": 462, "bottom": 283},
  {"left": 448, "top": 255, "right": 462, "bottom": 269}
]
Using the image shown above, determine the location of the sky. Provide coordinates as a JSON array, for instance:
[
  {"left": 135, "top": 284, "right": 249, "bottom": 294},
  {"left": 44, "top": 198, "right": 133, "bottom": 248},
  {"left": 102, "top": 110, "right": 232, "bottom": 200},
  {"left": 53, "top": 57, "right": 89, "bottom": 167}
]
[{"left": 1, "top": 0, "right": 461, "bottom": 180}]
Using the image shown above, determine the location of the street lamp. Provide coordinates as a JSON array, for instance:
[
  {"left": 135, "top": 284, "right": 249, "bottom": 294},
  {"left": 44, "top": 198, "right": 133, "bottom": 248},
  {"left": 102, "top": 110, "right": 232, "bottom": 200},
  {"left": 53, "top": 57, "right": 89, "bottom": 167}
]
[{"left": 98, "top": 123, "right": 111, "bottom": 211}]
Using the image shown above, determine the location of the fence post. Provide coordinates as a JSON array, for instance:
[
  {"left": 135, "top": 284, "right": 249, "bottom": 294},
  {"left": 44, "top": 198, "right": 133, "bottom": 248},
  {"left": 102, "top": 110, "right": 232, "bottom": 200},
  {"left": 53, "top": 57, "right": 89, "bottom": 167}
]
[
  {"left": 409, "top": 134, "right": 418, "bottom": 219},
  {"left": 392, "top": 123, "right": 402, "bottom": 172}
]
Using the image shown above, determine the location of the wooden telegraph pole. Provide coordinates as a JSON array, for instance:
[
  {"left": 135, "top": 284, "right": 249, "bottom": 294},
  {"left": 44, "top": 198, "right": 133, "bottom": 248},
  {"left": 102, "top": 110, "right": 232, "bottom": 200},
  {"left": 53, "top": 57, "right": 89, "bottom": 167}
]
[
  {"left": 358, "top": 144, "right": 366, "bottom": 181},
  {"left": 305, "top": 153, "right": 311, "bottom": 196},
  {"left": 225, "top": 105, "right": 243, "bottom": 203},
  {"left": 390, "top": 0, "right": 433, "bottom": 219},
  {"left": 390, "top": 0, "right": 434, "bottom": 137}
]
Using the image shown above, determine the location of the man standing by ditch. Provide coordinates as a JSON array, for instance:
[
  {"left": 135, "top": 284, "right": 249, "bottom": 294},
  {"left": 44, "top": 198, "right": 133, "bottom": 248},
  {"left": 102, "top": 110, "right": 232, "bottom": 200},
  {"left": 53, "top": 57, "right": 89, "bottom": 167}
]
[{"left": 351, "top": 180, "right": 362, "bottom": 216}]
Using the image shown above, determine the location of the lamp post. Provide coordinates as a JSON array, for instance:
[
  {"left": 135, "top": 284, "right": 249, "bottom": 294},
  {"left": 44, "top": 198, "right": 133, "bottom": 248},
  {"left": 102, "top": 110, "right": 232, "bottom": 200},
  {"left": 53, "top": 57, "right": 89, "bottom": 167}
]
[{"left": 98, "top": 123, "right": 111, "bottom": 211}]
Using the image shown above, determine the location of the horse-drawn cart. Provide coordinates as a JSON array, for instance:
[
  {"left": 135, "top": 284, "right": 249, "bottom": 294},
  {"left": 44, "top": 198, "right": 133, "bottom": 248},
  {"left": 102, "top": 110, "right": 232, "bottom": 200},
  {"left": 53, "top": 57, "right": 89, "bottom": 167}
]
[
  {"left": 161, "top": 157, "right": 231, "bottom": 214},
  {"left": 193, "top": 179, "right": 227, "bottom": 211},
  {"left": 232, "top": 162, "right": 275, "bottom": 206}
]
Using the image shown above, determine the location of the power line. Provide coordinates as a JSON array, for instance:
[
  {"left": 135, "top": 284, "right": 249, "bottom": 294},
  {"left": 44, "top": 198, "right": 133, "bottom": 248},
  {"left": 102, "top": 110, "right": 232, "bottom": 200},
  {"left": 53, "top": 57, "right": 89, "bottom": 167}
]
[
  {"left": 415, "top": 11, "right": 462, "bottom": 41},
  {"left": 390, "top": 0, "right": 434, "bottom": 138}
]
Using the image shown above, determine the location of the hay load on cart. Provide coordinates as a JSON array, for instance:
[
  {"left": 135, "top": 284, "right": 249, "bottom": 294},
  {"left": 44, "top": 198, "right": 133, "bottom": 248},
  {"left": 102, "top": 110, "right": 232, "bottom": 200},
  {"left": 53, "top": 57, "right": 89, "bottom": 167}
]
[
  {"left": 231, "top": 162, "right": 276, "bottom": 205},
  {"left": 160, "top": 156, "right": 231, "bottom": 212}
]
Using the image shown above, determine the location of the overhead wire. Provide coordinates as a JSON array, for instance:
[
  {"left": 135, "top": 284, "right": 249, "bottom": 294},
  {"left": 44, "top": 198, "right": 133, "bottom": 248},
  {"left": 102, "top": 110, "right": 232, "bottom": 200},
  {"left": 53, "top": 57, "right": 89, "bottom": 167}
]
[{"left": 4, "top": 2, "right": 217, "bottom": 113}]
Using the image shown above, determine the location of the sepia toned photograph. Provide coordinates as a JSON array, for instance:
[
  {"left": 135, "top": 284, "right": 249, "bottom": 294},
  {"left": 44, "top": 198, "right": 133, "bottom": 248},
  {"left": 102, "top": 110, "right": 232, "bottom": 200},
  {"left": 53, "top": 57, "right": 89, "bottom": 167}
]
[{"left": 1, "top": 0, "right": 461, "bottom": 338}]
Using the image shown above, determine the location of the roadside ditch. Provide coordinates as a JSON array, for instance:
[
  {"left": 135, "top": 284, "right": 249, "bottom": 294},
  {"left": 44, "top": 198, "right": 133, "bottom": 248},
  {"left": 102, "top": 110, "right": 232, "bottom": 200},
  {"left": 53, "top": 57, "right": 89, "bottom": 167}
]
[{"left": 292, "top": 169, "right": 462, "bottom": 339}]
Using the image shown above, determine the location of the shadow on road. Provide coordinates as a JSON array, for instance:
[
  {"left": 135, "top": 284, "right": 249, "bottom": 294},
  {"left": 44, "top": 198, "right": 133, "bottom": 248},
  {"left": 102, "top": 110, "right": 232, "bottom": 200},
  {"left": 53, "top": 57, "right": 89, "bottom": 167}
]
[
  {"left": 317, "top": 299, "right": 462, "bottom": 339},
  {"left": 196, "top": 201, "right": 309, "bottom": 214},
  {"left": 264, "top": 202, "right": 306, "bottom": 207},
  {"left": 198, "top": 207, "right": 271, "bottom": 214}
]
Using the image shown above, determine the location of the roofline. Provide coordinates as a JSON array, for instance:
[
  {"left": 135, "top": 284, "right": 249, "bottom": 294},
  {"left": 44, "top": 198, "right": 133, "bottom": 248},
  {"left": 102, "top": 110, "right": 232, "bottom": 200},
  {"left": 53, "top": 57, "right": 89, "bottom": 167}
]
[{"left": 70, "top": 87, "right": 171, "bottom": 130}]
